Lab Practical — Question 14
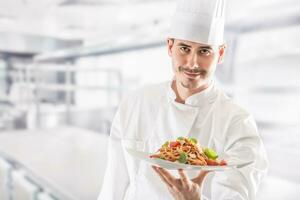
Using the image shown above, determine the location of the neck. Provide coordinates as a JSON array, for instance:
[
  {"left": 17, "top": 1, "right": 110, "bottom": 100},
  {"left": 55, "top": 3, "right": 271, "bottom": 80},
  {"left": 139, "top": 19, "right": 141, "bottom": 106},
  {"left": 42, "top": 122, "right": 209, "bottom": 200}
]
[{"left": 172, "top": 80, "right": 210, "bottom": 104}]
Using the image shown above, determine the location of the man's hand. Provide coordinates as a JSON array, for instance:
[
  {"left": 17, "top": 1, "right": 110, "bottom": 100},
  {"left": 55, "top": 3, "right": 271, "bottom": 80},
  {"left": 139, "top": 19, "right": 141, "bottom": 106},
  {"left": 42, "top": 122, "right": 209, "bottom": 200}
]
[{"left": 152, "top": 166, "right": 210, "bottom": 200}]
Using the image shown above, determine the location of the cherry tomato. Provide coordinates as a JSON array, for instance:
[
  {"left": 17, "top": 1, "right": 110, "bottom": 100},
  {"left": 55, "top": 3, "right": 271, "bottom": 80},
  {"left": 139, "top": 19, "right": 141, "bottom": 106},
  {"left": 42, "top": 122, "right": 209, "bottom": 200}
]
[
  {"left": 169, "top": 141, "right": 180, "bottom": 148},
  {"left": 206, "top": 159, "right": 219, "bottom": 166},
  {"left": 219, "top": 159, "right": 227, "bottom": 166}
]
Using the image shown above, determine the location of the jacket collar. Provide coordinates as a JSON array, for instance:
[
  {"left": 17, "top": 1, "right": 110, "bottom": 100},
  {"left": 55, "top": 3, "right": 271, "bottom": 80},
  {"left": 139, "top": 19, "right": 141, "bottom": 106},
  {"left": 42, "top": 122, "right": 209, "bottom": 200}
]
[{"left": 167, "top": 79, "right": 219, "bottom": 107}]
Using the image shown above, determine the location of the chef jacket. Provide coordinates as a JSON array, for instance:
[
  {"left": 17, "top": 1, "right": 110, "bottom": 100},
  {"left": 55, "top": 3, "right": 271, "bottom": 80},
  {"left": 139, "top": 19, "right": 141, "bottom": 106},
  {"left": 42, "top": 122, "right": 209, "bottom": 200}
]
[{"left": 98, "top": 80, "right": 268, "bottom": 200}]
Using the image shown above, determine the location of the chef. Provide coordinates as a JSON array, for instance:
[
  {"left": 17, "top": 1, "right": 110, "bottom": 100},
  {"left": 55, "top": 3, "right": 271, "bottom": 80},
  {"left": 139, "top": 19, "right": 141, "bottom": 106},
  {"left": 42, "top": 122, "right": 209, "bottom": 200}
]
[{"left": 98, "top": 0, "right": 269, "bottom": 199}]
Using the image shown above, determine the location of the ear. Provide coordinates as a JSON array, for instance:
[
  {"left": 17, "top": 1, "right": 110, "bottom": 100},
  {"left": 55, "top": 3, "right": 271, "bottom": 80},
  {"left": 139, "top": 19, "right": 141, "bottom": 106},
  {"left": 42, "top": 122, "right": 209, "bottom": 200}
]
[
  {"left": 167, "top": 38, "right": 174, "bottom": 57},
  {"left": 217, "top": 44, "right": 226, "bottom": 64}
]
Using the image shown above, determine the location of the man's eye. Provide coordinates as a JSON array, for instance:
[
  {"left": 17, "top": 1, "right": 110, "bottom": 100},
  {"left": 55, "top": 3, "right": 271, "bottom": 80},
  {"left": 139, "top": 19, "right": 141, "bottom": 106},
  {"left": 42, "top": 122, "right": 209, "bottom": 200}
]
[
  {"left": 199, "top": 49, "right": 212, "bottom": 56},
  {"left": 180, "top": 47, "right": 190, "bottom": 53}
]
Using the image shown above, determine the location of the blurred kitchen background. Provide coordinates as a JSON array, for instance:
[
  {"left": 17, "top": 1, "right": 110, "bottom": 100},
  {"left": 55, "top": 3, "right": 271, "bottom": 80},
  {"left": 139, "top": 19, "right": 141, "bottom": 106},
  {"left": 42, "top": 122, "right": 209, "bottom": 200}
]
[{"left": 0, "top": 0, "right": 299, "bottom": 199}]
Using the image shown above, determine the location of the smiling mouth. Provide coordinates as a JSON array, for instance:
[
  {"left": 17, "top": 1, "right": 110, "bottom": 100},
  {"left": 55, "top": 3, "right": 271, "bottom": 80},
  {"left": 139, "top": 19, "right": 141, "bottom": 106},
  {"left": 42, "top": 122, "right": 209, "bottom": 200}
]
[
  {"left": 178, "top": 66, "right": 207, "bottom": 78},
  {"left": 183, "top": 70, "right": 201, "bottom": 78},
  {"left": 184, "top": 71, "right": 200, "bottom": 75}
]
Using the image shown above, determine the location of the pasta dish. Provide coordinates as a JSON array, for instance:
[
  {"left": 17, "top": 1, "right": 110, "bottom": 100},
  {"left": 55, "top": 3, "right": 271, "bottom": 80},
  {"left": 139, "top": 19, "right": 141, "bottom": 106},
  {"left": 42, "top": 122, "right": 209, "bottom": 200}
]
[{"left": 150, "top": 137, "right": 227, "bottom": 166}]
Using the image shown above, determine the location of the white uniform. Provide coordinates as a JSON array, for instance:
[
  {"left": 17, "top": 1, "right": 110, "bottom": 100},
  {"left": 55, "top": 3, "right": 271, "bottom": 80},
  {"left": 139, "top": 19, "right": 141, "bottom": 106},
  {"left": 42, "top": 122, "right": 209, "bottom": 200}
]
[{"left": 98, "top": 81, "right": 269, "bottom": 200}]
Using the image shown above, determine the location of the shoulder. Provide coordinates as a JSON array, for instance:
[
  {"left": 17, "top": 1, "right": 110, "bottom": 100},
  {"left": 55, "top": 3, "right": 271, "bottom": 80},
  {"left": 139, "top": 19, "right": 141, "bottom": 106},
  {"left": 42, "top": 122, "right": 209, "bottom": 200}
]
[
  {"left": 214, "top": 87, "right": 259, "bottom": 140},
  {"left": 215, "top": 86, "right": 253, "bottom": 123}
]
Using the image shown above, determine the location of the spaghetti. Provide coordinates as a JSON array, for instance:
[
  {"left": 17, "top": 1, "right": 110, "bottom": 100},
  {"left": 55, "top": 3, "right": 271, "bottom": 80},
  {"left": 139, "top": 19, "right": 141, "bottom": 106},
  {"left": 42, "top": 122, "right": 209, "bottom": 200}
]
[{"left": 150, "top": 137, "right": 227, "bottom": 166}]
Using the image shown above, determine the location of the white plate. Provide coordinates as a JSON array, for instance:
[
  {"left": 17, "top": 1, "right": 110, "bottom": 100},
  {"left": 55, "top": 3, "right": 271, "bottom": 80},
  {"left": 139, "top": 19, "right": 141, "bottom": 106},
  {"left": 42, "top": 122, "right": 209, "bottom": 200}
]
[{"left": 125, "top": 147, "right": 243, "bottom": 171}]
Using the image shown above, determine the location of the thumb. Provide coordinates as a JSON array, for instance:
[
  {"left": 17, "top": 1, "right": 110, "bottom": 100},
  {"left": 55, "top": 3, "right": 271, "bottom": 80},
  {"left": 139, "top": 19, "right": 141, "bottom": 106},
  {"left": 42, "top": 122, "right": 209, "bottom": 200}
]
[{"left": 192, "top": 170, "right": 210, "bottom": 186}]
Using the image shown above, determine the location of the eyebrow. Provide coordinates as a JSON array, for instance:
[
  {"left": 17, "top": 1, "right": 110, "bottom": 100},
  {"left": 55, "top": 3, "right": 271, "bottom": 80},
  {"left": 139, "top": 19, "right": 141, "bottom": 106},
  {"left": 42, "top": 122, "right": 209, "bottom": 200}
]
[{"left": 177, "top": 42, "right": 213, "bottom": 50}]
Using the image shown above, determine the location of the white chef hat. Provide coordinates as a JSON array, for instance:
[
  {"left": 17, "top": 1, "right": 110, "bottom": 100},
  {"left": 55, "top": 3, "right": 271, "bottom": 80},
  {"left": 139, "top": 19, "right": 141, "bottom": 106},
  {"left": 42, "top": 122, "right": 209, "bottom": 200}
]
[{"left": 168, "top": 0, "right": 226, "bottom": 46}]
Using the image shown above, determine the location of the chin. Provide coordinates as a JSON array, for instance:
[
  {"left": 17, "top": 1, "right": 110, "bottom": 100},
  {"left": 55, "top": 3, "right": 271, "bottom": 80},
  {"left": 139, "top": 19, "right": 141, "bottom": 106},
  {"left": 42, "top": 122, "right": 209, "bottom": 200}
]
[
  {"left": 181, "top": 78, "right": 209, "bottom": 89},
  {"left": 181, "top": 81, "right": 200, "bottom": 89}
]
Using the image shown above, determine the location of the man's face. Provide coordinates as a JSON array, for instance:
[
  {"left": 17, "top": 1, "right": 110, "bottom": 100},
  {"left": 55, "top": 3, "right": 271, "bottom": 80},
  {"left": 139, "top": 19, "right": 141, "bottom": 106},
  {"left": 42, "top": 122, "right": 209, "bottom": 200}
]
[{"left": 167, "top": 38, "right": 225, "bottom": 90}]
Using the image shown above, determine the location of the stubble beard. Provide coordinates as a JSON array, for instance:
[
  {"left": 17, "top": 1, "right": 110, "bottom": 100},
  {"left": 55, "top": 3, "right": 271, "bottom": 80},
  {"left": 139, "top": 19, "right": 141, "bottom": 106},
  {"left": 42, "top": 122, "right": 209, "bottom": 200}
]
[
  {"left": 180, "top": 79, "right": 199, "bottom": 89},
  {"left": 177, "top": 66, "right": 207, "bottom": 90}
]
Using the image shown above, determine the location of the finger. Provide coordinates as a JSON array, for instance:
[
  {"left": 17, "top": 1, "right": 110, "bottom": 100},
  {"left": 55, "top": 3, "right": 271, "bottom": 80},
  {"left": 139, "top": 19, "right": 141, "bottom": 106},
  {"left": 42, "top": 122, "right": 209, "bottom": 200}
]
[
  {"left": 193, "top": 170, "right": 211, "bottom": 185},
  {"left": 152, "top": 166, "right": 173, "bottom": 188},
  {"left": 178, "top": 169, "right": 191, "bottom": 189},
  {"left": 157, "top": 167, "right": 177, "bottom": 183},
  {"left": 155, "top": 166, "right": 178, "bottom": 187}
]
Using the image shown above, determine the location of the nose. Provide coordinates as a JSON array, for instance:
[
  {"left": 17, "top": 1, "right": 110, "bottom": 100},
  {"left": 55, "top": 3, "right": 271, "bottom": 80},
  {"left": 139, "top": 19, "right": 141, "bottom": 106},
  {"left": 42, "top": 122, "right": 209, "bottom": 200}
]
[{"left": 187, "top": 52, "right": 199, "bottom": 69}]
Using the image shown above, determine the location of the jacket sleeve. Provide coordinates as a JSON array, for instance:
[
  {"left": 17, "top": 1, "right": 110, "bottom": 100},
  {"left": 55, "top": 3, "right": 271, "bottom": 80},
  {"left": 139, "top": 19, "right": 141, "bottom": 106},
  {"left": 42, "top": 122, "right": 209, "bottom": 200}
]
[
  {"left": 207, "top": 115, "right": 269, "bottom": 200},
  {"left": 97, "top": 106, "right": 130, "bottom": 200}
]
